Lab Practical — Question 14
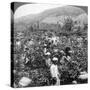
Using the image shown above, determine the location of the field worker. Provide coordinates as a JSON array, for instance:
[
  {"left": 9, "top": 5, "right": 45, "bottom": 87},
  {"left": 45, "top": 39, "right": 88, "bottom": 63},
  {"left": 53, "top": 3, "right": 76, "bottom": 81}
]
[
  {"left": 64, "top": 47, "right": 74, "bottom": 62},
  {"left": 50, "top": 57, "right": 60, "bottom": 85}
]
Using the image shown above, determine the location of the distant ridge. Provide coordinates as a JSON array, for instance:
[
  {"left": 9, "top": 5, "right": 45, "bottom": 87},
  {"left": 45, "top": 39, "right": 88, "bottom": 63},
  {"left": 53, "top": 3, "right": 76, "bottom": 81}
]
[{"left": 14, "top": 5, "right": 87, "bottom": 31}]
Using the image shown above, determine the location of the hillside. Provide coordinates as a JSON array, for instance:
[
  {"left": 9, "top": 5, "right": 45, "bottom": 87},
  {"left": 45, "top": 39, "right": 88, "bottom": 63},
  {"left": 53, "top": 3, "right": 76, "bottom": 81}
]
[{"left": 14, "top": 5, "right": 86, "bottom": 31}]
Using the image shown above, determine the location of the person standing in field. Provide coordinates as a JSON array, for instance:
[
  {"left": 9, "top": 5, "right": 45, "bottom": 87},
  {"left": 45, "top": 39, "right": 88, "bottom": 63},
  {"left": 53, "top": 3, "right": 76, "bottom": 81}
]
[{"left": 50, "top": 57, "right": 60, "bottom": 85}]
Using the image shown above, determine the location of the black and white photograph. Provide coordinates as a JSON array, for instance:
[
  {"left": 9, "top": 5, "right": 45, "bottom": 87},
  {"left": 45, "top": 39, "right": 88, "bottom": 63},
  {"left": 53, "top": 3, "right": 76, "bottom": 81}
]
[{"left": 11, "top": 2, "right": 88, "bottom": 88}]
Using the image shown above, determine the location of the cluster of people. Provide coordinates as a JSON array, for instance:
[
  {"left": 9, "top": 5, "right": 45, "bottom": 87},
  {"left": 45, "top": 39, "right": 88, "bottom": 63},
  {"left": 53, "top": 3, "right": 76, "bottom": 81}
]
[
  {"left": 42, "top": 39, "right": 74, "bottom": 85},
  {"left": 13, "top": 31, "right": 88, "bottom": 87}
]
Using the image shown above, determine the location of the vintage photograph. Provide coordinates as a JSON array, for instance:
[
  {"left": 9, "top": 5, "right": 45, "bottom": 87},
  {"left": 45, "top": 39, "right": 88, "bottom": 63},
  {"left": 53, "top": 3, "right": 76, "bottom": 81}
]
[{"left": 11, "top": 2, "right": 88, "bottom": 88}]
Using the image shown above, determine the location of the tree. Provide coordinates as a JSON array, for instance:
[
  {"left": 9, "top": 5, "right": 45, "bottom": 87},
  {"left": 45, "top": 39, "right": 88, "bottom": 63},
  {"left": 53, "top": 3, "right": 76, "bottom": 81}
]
[{"left": 62, "top": 16, "right": 73, "bottom": 32}]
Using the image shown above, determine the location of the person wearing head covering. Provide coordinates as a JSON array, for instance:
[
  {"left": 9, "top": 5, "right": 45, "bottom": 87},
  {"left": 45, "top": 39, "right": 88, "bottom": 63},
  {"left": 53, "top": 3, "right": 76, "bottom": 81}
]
[
  {"left": 64, "top": 47, "right": 74, "bottom": 62},
  {"left": 50, "top": 57, "right": 60, "bottom": 85}
]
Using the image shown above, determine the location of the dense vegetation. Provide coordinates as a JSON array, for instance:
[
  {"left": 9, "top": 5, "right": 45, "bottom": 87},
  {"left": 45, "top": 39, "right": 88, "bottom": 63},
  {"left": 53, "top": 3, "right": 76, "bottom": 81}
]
[{"left": 12, "top": 15, "right": 88, "bottom": 88}]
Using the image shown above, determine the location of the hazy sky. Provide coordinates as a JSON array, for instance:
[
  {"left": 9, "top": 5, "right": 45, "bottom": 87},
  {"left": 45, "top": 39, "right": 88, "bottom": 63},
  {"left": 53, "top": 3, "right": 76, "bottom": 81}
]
[{"left": 14, "top": 4, "right": 64, "bottom": 19}]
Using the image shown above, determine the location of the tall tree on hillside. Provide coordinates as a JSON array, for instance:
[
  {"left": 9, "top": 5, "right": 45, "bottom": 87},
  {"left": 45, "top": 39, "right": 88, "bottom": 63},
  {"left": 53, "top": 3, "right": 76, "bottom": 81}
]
[{"left": 62, "top": 16, "right": 73, "bottom": 32}]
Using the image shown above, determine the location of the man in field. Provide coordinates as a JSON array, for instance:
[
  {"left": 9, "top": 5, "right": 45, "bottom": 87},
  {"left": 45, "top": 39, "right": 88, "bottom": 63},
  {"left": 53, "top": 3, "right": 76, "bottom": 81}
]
[{"left": 50, "top": 57, "right": 60, "bottom": 85}]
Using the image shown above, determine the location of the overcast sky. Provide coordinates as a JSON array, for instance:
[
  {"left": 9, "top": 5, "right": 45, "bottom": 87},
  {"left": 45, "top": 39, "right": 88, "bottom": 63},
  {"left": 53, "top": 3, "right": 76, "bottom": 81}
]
[{"left": 14, "top": 4, "right": 64, "bottom": 19}]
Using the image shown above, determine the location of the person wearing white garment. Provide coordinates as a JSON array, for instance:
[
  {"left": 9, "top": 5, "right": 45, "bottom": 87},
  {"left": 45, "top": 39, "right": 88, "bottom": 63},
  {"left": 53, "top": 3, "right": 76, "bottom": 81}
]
[{"left": 50, "top": 57, "right": 60, "bottom": 85}]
